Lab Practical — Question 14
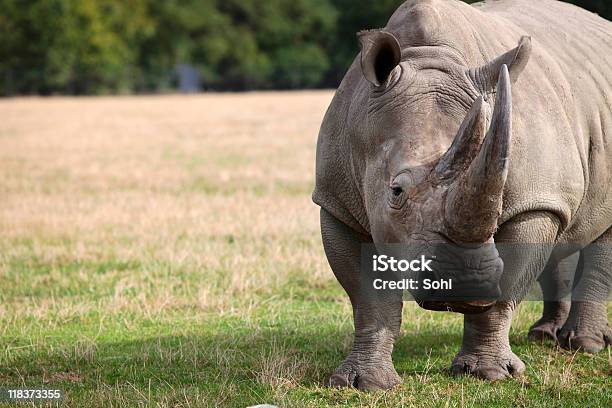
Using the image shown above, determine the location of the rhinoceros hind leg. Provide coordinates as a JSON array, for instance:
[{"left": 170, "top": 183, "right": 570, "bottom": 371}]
[
  {"left": 528, "top": 260, "right": 575, "bottom": 343},
  {"left": 558, "top": 229, "right": 612, "bottom": 353},
  {"left": 451, "top": 302, "right": 526, "bottom": 380},
  {"left": 528, "top": 253, "right": 579, "bottom": 344},
  {"left": 558, "top": 301, "right": 611, "bottom": 353},
  {"left": 527, "top": 300, "right": 570, "bottom": 343},
  {"left": 321, "top": 208, "right": 403, "bottom": 391}
]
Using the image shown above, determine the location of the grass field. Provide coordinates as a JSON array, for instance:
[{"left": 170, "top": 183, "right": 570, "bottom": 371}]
[{"left": 0, "top": 92, "right": 610, "bottom": 407}]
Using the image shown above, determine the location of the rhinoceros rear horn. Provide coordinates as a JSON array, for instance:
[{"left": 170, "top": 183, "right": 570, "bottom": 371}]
[
  {"left": 468, "top": 36, "right": 531, "bottom": 94},
  {"left": 445, "top": 65, "right": 512, "bottom": 243},
  {"left": 434, "top": 96, "right": 487, "bottom": 182},
  {"left": 358, "top": 30, "right": 401, "bottom": 86}
]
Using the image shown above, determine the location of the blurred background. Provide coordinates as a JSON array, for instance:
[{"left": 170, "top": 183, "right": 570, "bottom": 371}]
[{"left": 1, "top": 0, "right": 610, "bottom": 96}]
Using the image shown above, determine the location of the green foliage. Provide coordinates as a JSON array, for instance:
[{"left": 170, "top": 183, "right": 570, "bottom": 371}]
[
  {"left": 0, "top": 0, "right": 610, "bottom": 94},
  {"left": 0, "top": 0, "right": 153, "bottom": 94},
  {"left": 568, "top": 0, "right": 612, "bottom": 18}
]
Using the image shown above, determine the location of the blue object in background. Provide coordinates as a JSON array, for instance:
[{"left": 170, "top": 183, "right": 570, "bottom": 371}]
[{"left": 177, "top": 64, "right": 201, "bottom": 93}]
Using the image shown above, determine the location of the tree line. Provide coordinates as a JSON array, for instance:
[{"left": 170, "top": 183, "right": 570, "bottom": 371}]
[{"left": 0, "top": 0, "right": 610, "bottom": 95}]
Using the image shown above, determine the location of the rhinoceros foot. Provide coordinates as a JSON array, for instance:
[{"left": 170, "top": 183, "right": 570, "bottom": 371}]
[
  {"left": 329, "top": 357, "right": 401, "bottom": 392},
  {"left": 527, "top": 301, "right": 571, "bottom": 344},
  {"left": 558, "top": 327, "right": 612, "bottom": 353},
  {"left": 528, "top": 321, "right": 563, "bottom": 343},
  {"left": 450, "top": 349, "right": 525, "bottom": 381},
  {"left": 558, "top": 302, "right": 611, "bottom": 353}
]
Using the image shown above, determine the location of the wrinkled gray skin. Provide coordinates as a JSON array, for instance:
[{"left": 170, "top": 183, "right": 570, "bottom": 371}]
[{"left": 313, "top": 0, "right": 612, "bottom": 390}]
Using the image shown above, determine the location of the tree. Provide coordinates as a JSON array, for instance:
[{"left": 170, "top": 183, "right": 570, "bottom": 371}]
[
  {"left": 0, "top": 0, "right": 152, "bottom": 95},
  {"left": 0, "top": 0, "right": 610, "bottom": 95}
]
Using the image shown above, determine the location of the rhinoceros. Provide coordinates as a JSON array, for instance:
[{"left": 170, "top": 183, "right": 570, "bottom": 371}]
[{"left": 313, "top": 0, "right": 612, "bottom": 390}]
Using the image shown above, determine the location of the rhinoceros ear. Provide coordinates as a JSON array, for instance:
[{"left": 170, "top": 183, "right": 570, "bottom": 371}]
[
  {"left": 358, "top": 29, "right": 401, "bottom": 87},
  {"left": 468, "top": 36, "right": 531, "bottom": 94}
]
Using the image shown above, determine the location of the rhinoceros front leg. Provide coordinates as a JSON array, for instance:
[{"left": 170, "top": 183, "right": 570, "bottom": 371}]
[
  {"left": 320, "top": 208, "right": 403, "bottom": 391},
  {"left": 451, "top": 301, "right": 525, "bottom": 379},
  {"left": 558, "top": 228, "right": 612, "bottom": 353},
  {"left": 452, "top": 212, "right": 560, "bottom": 380}
]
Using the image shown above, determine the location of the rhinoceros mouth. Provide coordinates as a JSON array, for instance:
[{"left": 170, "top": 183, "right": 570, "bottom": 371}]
[{"left": 418, "top": 299, "right": 496, "bottom": 314}]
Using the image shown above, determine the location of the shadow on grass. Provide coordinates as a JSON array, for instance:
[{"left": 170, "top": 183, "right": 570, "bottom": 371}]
[{"left": 0, "top": 320, "right": 465, "bottom": 401}]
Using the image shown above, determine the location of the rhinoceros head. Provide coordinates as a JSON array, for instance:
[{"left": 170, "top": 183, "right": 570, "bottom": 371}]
[{"left": 356, "top": 30, "right": 531, "bottom": 312}]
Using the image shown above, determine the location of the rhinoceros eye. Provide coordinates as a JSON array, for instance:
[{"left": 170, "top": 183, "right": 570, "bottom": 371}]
[
  {"left": 391, "top": 185, "right": 403, "bottom": 196},
  {"left": 388, "top": 171, "right": 417, "bottom": 209},
  {"left": 388, "top": 179, "right": 407, "bottom": 210}
]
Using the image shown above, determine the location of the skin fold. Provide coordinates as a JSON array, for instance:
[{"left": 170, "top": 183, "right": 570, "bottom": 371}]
[{"left": 313, "top": 0, "right": 612, "bottom": 390}]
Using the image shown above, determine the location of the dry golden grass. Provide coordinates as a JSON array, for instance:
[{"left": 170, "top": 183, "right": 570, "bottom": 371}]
[{"left": 0, "top": 92, "right": 334, "bottom": 320}]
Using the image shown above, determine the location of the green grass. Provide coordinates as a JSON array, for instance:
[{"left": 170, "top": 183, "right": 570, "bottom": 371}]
[{"left": 1, "top": 264, "right": 610, "bottom": 407}]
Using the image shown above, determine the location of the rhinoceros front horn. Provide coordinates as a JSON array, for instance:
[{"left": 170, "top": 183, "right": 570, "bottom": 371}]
[{"left": 444, "top": 65, "right": 512, "bottom": 243}]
